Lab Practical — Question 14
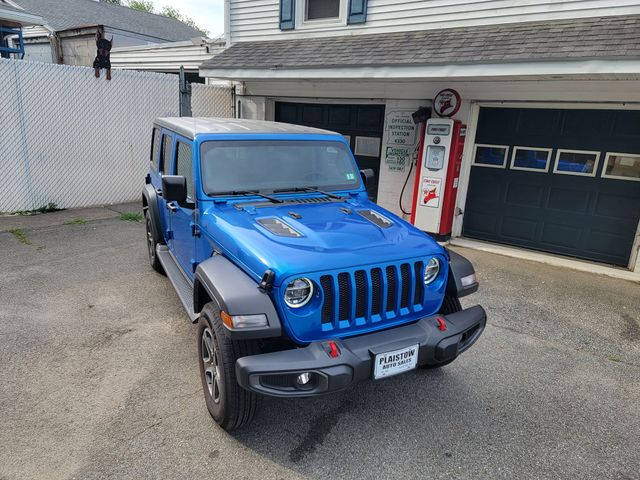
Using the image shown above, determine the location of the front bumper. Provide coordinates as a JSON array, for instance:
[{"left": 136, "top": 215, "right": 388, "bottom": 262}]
[{"left": 236, "top": 305, "right": 486, "bottom": 397}]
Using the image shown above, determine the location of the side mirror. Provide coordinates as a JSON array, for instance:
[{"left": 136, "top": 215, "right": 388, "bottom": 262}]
[
  {"left": 162, "top": 175, "right": 187, "bottom": 203},
  {"left": 360, "top": 168, "right": 375, "bottom": 187}
]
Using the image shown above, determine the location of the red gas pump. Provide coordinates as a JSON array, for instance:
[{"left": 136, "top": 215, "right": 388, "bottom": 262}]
[{"left": 410, "top": 118, "right": 465, "bottom": 238}]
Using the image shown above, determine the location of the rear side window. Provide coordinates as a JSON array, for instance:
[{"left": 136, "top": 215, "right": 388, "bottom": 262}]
[
  {"left": 161, "top": 134, "right": 173, "bottom": 173},
  {"left": 175, "top": 141, "right": 194, "bottom": 201},
  {"left": 150, "top": 127, "right": 161, "bottom": 172}
]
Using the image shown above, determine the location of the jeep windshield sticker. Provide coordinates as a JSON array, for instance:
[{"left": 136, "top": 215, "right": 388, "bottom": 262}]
[{"left": 345, "top": 173, "right": 355, "bottom": 180}]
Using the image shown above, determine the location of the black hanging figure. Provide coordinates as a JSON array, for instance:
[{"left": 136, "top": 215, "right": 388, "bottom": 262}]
[{"left": 93, "top": 30, "right": 113, "bottom": 80}]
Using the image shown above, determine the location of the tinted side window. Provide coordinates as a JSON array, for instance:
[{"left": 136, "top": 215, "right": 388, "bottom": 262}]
[
  {"left": 175, "top": 141, "right": 194, "bottom": 201},
  {"left": 150, "top": 127, "right": 161, "bottom": 171},
  {"left": 161, "top": 134, "right": 173, "bottom": 173}
]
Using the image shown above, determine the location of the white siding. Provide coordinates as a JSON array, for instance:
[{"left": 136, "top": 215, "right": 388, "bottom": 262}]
[{"left": 230, "top": 0, "right": 640, "bottom": 42}]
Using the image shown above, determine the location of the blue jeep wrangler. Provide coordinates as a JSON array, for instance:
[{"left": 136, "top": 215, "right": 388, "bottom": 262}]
[{"left": 143, "top": 117, "right": 486, "bottom": 430}]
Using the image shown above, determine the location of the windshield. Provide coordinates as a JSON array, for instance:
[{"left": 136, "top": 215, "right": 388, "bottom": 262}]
[{"left": 200, "top": 140, "right": 361, "bottom": 195}]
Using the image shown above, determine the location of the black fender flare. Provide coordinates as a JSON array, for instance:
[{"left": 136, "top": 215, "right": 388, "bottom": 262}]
[
  {"left": 194, "top": 255, "right": 282, "bottom": 340},
  {"left": 445, "top": 249, "right": 479, "bottom": 298},
  {"left": 142, "top": 184, "right": 163, "bottom": 245}
]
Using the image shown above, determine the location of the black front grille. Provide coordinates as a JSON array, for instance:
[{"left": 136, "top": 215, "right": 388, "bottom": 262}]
[
  {"left": 319, "top": 262, "right": 424, "bottom": 329},
  {"left": 337, "top": 272, "right": 351, "bottom": 321},
  {"left": 400, "top": 263, "right": 410, "bottom": 309},
  {"left": 414, "top": 261, "right": 424, "bottom": 305},
  {"left": 371, "top": 268, "right": 382, "bottom": 315},
  {"left": 354, "top": 270, "right": 367, "bottom": 318},
  {"left": 385, "top": 266, "right": 396, "bottom": 312},
  {"left": 320, "top": 275, "right": 333, "bottom": 324}
]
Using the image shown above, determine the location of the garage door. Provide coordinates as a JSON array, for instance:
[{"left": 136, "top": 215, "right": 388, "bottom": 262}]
[
  {"left": 463, "top": 107, "right": 640, "bottom": 267},
  {"left": 275, "top": 102, "right": 385, "bottom": 201}
]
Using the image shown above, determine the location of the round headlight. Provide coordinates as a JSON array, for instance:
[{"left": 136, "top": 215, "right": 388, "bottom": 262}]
[
  {"left": 284, "top": 278, "right": 314, "bottom": 308},
  {"left": 424, "top": 258, "right": 440, "bottom": 284}
]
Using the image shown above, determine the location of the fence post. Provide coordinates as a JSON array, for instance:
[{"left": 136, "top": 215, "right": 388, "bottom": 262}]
[{"left": 179, "top": 65, "right": 192, "bottom": 117}]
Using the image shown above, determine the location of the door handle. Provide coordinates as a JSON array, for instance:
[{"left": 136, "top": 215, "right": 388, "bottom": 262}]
[
  {"left": 156, "top": 188, "right": 163, "bottom": 196},
  {"left": 167, "top": 202, "right": 177, "bottom": 212}
]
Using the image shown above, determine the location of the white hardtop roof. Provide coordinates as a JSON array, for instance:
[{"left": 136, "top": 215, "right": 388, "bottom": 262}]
[{"left": 155, "top": 117, "right": 339, "bottom": 139}]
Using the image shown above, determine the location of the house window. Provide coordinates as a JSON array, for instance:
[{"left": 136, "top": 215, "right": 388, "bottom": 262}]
[{"left": 306, "top": 0, "right": 340, "bottom": 20}]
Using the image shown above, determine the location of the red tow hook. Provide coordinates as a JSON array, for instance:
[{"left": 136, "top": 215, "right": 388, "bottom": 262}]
[
  {"left": 436, "top": 317, "right": 447, "bottom": 332},
  {"left": 325, "top": 340, "right": 341, "bottom": 358}
]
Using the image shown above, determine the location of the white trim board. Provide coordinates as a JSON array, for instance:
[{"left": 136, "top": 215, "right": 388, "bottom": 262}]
[
  {"left": 449, "top": 238, "right": 640, "bottom": 283},
  {"left": 200, "top": 59, "right": 640, "bottom": 81}
]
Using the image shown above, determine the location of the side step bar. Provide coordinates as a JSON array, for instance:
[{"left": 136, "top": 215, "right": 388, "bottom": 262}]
[{"left": 156, "top": 245, "right": 198, "bottom": 323}]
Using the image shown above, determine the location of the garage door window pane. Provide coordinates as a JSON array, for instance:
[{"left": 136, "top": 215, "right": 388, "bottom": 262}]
[
  {"left": 554, "top": 150, "right": 599, "bottom": 176},
  {"left": 602, "top": 153, "right": 640, "bottom": 181},
  {"left": 511, "top": 147, "right": 551, "bottom": 172},
  {"left": 473, "top": 145, "right": 508, "bottom": 168}
]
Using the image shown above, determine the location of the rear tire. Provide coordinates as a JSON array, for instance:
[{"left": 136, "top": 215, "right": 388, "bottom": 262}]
[
  {"left": 197, "top": 303, "right": 261, "bottom": 431},
  {"left": 144, "top": 209, "right": 164, "bottom": 274},
  {"left": 418, "top": 294, "right": 463, "bottom": 370}
]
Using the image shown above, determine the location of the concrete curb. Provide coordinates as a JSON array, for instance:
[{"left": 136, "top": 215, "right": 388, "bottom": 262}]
[{"left": 449, "top": 237, "right": 640, "bottom": 284}]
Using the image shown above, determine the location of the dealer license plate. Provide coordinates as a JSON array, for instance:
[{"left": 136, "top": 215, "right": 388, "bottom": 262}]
[{"left": 373, "top": 344, "right": 419, "bottom": 379}]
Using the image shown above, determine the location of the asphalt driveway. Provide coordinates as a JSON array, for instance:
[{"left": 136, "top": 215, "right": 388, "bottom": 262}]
[{"left": 1, "top": 207, "right": 639, "bottom": 480}]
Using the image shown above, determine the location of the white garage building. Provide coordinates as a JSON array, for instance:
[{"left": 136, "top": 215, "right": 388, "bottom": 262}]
[{"left": 200, "top": 0, "right": 640, "bottom": 274}]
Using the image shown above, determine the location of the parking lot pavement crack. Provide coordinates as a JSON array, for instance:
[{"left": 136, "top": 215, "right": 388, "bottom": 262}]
[
  {"left": 118, "top": 410, "right": 182, "bottom": 443},
  {"left": 487, "top": 322, "right": 640, "bottom": 368}
]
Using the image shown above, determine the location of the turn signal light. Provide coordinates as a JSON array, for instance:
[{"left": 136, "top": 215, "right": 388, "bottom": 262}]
[
  {"left": 221, "top": 311, "right": 234, "bottom": 328},
  {"left": 221, "top": 311, "right": 268, "bottom": 329}
]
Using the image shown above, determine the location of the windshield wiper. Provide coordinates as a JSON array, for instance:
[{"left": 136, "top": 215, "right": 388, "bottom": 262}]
[
  {"left": 272, "top": 186, "right": 342, "bottom": 200},
  {"left": 214, "top": 190, "right": 283, "bottom": 203}
]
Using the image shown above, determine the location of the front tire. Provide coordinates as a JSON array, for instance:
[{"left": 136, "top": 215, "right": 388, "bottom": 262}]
[{"left": 197, "top": 303, "right": 261, "bottom": 431}]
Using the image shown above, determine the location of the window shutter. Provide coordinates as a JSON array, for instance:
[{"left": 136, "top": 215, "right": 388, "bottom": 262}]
[
  {"left": 347, "top": 0, "right": 368, "bottom": 24},
  {"left": 279, "top": 0, "right": 296, "bottom": 30}
]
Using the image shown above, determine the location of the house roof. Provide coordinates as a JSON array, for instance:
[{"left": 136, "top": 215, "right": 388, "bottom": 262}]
[
  {"left": 202, "top": 14, "right": 640, "bottom": 73},
  {"left": 0, "top": 3, "right": 42, "bottom": 26},
  {"left": 155, "top": 117, "right": 337, "bottom": 139},
  {"left": 11, "top": 0, "right": 201, "bottom": 41}
]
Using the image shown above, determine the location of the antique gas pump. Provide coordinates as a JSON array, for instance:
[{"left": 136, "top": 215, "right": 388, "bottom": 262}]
[{"left": 410, "top": 117, "right": 465, "bottom": 238}]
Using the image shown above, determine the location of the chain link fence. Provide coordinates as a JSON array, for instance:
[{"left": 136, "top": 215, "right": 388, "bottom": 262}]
[
  {"left": 190, "top": 83, "right": 234, "bottom": 118},
  {"left": 0, "top": 58, "right": 179, "bottom": 213}
]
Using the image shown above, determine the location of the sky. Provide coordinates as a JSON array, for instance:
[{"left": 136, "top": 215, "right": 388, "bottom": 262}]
[{"left": 150, "top": 0, "right": 224, "bottom": 37}]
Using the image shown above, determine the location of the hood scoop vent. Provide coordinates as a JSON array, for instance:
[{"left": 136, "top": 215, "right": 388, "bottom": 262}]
[
  {"left": 357, "top": 209, "right": 394, "bottom": 229},
  {"left": 257, "top": 217, "right": 303, "bottom": 237}
]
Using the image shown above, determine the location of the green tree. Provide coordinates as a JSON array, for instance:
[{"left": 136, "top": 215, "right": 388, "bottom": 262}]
[
  {"left": 127, "top": 0, "right": 154, "bottom": 13},
  {"left": 159, "top": 6, "right": 209, "bottom": 36}
]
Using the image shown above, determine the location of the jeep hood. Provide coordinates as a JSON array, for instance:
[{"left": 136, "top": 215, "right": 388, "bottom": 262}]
[{"left": 200, "top": 195, "right": 445, "bottom": 285}]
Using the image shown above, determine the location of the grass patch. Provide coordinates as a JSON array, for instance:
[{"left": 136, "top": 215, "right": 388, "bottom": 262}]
[
  {"left": 63, "top": 218, "right": 87, "bottom": 225},
  {"left": 119, "top": 212, "right": 143, "bottom": 222},
  {"left": 9, "top": 228, "right": 32, "bottom": 245},
  {"left": 13, "top": 203, "right": 63, "bottom": 216}
]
